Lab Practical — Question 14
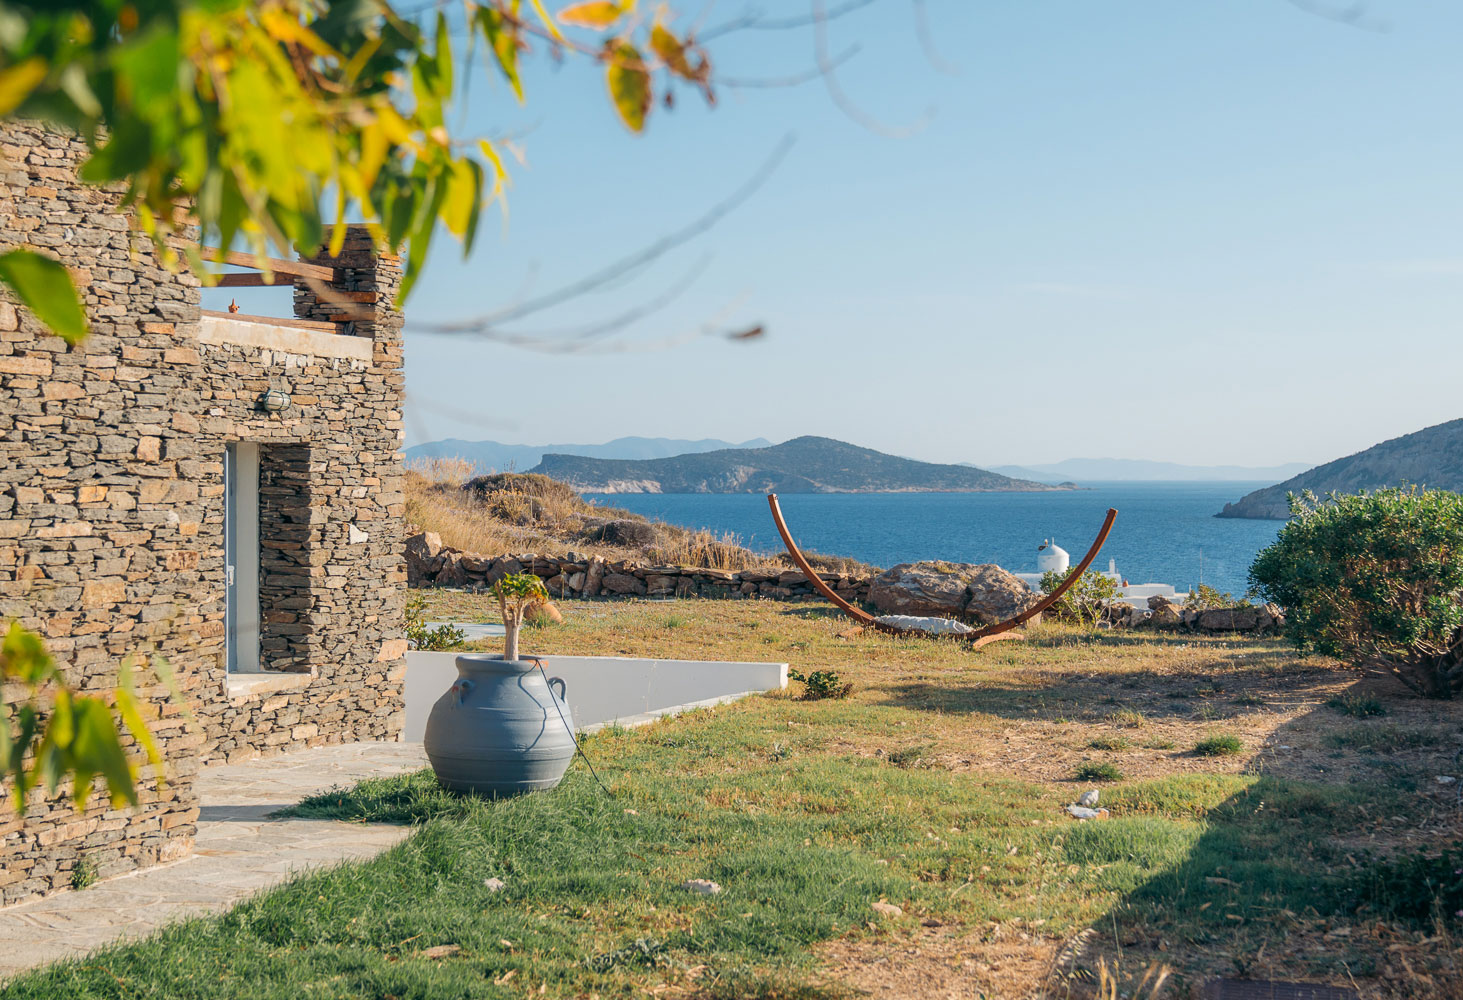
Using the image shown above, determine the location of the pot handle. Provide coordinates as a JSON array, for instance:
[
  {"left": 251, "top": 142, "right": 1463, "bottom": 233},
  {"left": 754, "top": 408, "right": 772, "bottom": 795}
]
[
  {"left": 452, "top": 678, "right": 475, "bottom": 705},
  {"left": 547, "top": 676, "right": 567, "bottom": 702}
]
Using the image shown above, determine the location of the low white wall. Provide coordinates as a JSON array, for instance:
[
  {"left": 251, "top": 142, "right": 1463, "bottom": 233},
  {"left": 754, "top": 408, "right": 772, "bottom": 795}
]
[{"left": 404, "top": 653, "right": 788, "bottom": 743}]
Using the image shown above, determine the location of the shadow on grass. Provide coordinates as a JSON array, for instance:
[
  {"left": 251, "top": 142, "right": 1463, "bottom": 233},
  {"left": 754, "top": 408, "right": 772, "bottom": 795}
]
[{"left": 1039, "top": 688, "right": 1463, "bottom": 997}]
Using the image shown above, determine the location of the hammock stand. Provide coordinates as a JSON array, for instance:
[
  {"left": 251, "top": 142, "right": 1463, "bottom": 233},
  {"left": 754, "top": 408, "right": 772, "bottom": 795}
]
[{"left": 766, "top": 493, "right": 1118, "bottom": 650}]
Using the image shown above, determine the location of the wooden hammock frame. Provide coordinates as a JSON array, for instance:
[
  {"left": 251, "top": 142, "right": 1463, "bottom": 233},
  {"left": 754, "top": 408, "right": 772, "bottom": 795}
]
[{"left": 767, "top": 494, "right": 1118, "bottom": 649}]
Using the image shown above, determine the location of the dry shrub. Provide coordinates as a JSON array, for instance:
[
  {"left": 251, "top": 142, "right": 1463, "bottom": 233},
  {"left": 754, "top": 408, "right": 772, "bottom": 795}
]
[{"left": 408, "top": 456, "right": 476, "bottom": 483}]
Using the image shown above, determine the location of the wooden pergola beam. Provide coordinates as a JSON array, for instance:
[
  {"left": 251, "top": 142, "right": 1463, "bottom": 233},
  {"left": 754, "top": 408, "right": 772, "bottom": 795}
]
[
  {"left": 210, "top": 272, "right": 293, "bottom": 288},
  {"left": 199, "top": 248, "right": 336, "bottom": 283}
]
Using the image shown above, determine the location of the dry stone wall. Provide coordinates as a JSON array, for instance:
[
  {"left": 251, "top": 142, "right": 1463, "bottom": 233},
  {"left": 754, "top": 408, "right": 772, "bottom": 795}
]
[
  {"left": 405, "top": 532, "right": 875, "bottom": 604},
  {"left": 406, "top": 534, "right": 1286, "bottom": 636},
  {"left": 0, "top": 123, "right": 406, "bottom": 905}
]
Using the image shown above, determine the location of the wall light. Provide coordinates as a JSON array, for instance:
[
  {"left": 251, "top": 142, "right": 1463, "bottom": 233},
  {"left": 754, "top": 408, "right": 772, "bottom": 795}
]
[{"left": 258, "top": 388, "right": 291, "bottom": 412}]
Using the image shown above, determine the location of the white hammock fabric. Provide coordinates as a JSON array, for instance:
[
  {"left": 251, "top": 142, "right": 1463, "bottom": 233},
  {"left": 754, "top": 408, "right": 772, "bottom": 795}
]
[{"left": 874, "top": 615, "right": 975, "bottom": 636}]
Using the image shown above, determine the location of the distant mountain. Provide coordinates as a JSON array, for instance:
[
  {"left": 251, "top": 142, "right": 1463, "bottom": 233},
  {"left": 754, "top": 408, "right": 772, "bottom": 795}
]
[
  {"left": 1216, "top": 419, "right": 1463, "bottom": 520},
  {"left": 987, "top": 458, "right": 1313, "bottom": 484},
  {"left": 530, "top": 436, "right": 1064, "bottom": 494},
  {"left": 406, "top": 436, "right": 773, "bottom": 473}
]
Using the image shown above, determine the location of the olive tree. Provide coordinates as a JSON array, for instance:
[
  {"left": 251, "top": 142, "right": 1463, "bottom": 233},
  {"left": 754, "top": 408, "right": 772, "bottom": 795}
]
[{"left": 1250, "top": 488, "right": 1463, "bottom": 699}]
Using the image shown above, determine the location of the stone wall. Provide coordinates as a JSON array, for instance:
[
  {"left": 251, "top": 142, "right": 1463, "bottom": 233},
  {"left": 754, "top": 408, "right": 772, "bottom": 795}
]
[
  {"left": 405, "top": 532, "right": 875, "bottom": 604},
  {"left": 405, "top": 534, "right": 1287, "bottom": 635},
  {"left": 0, "top": 123, "right": 406, "bottom": 905}
]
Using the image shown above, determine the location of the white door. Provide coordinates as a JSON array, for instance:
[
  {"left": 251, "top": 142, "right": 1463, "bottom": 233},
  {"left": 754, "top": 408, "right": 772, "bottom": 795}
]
[{"left": 225, "top": 442, "right": 261, "bottom": 674}]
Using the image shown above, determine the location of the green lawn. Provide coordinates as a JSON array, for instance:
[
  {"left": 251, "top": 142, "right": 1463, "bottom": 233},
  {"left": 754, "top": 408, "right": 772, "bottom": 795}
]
[{"left": 5, "top": 598, "right": 1460, "bottom": 999}]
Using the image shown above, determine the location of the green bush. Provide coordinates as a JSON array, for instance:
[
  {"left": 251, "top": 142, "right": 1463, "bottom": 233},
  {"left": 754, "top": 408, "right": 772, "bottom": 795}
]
[
  {"left": 1039, "top": 567, "right": 1120, "bottom": 629},
  {"left": 1250, "top": 487, "right": 1463, "bottom": 699},
  {"left": 787, "top": 668, "right": 852, "bottom": 701},
  {"left": 1186, "top": 583, "right": 1248, "bottom": 611},
  {"left": 404, "top": 594, "right": 466, "bottom": 651},
  {"left": 1193, "top": 734, "right": 1243, "bottom": 757},
  {"left": 1074, "top": 762, "right": 1124, "bottom": 782}
]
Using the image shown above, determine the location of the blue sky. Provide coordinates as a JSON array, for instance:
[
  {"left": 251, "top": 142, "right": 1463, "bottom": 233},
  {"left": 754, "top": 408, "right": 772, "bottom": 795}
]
[{"left": 208, "top": 1, "right": 1463, "bottom": 468}]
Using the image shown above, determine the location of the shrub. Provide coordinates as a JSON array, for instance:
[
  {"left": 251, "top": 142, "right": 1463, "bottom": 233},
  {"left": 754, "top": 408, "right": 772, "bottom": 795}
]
[
  {"left": 1186, "top": 583, "right": 1249, "bottom": 611},
  {"left": 71, "top": 856, "right": 98, "bottom": 891},
  {"left": 1327, "top": 693, "right": 1386, "bottom": 718},
  {"left": 1340, "top": 843, "right": 1463, "bottom": 928},
  {"left": 1193, "top": 734, "right": 1243, "bottom": 757},
  {"left": 1250, "top": 487, "right": 1463, "bottom": 699},
  {"left": 886, "top": 744, "right": 935, "bottom": 768},
  {"left": 404, "top": 594, "right": 466, "bottom": 651},
  {"left": 1107, "top": 708, "right": 1146, "bottom": 729},
  {"left": 787, "top": 668, "right": 852, "bottom": 701},
  {"left": 1074, "top": 762, "right": 1124, "bottom": 782},
  {"left": 1040, "top": 567, "right": 1121, "bottom": 629}
]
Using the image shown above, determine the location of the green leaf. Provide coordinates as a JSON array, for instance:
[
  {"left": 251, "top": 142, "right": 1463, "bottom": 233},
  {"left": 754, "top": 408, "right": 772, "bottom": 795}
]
[
  {"left": 606, "top": 43, "right": 651, "bottom": 132},
  {"left": 0, "top": 250, "right": 87, "bottom": 343},
  {"left": 476, "top": 7, "right": 524, "bottom": 103},
  {"left": 117, "top": 658, "right": 166, "bottom": 787},
  {"left": 69, "top": 697, "right": 137, "bottom": 809},
  {"left": 112, "top": 26, "right": 181, "bottom": 115}
]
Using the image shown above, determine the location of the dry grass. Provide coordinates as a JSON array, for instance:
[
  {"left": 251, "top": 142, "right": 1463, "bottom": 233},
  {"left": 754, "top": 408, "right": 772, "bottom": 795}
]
[{"left": 405, "top": 459, "right": 874, "bottom": 575}]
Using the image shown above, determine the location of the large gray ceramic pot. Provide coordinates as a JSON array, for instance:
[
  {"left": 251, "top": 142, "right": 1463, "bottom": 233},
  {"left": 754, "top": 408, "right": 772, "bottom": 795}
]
[{"left": 423, "top": 654, "right": 577, "bottom": 795}]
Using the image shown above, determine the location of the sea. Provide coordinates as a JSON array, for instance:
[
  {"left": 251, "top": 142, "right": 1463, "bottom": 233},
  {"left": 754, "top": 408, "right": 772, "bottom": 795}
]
[{"left": 582, "top": 482, "right": 1284, "bottom": 598}]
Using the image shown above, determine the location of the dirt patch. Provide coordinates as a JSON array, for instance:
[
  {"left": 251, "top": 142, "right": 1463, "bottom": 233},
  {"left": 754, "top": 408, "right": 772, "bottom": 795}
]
[{"left": 818, "top": 923, "right": 1059, "bottom": 1000}]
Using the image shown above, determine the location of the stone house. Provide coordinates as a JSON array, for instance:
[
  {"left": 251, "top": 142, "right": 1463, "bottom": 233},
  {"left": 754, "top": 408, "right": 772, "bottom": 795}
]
[{"left": 0, "top": 123, "right": 408, "bottom": 904}]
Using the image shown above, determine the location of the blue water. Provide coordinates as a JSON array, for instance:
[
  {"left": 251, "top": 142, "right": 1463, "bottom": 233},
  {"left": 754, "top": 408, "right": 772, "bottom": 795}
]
[{"left": 583, "top": 483, "right": 1282, "bottom": 597}]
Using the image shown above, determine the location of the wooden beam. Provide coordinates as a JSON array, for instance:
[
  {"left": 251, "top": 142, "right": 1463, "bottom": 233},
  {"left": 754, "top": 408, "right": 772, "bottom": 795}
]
[
  {"left": 210, "top": 272, "right": 292, "bottom": 288},
  {"left": 198, "top": 248, "right": 336, "bottom": 283},
  {"left": 200, "top": 309, "right": 340, "bottom": 334}
]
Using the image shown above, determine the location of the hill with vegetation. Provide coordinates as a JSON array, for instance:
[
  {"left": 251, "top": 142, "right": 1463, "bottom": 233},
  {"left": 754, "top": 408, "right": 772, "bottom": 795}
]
[
  {"left": 529, "top": 436, "right": 1063, "bottom": 494},
  {"left": 1216, "top": 418, "right": 1463, "bottom": 520},
  {"left": 405, "top": 462, "right": 870, "bottom": 574}
]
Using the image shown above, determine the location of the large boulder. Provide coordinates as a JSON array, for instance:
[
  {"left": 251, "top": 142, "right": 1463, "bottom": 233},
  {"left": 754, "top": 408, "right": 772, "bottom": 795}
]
[
  {"left": 1149, "top": 603, "right": 1182, "bottom": 627},
  {"left": 584, "top": 556, "right": 606, "bottom": 596},
  {"left": 964, "top": 564, "right": 1042, "bottom": 625},
  {"left": 601, "top": 572, "right": 646, "bottom": 595},
  {"left": 869, "top": 561, "right": 1039, "bottom": 623},
  {"left": 869, "top": 561, "right": 971, "bottom": 617},
  {"left": 405, "top": 531, "right": 443, "bottom": 585},
  {"left": 1197, "top": 607, "right": 1261, "bottom": 632}
]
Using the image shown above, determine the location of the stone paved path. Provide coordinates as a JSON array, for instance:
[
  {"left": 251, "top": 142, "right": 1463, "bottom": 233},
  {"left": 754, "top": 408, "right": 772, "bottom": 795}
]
[{"left": 0, "top": 741, "right": 428, "bottom": 980}]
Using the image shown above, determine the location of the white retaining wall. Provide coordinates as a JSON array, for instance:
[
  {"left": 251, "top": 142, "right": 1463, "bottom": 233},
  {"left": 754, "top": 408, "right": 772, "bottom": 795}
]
[{"left": 404, "top": 653, "right": 788, "bottom": 742}]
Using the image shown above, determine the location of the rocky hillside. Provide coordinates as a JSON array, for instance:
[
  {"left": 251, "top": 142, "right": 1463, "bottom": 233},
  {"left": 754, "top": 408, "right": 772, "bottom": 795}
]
[
  {"left": 1216, "top": 418, "right": 1463, "bottom": 520},
  {"left": 530, "top": 436, "right": 1063, "bottom": 494},
  {"left": 406, "top": 467, "right": 871, "bottom": 575}
]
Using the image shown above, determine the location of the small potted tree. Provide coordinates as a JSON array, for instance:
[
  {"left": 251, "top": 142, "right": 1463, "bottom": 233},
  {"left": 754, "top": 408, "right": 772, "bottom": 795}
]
[
  {"left": 422, "top": 572, "right": 577, "bottom": 795},
  {"left": 495, "top": 572, "right": 548, "bottom": 662}
]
